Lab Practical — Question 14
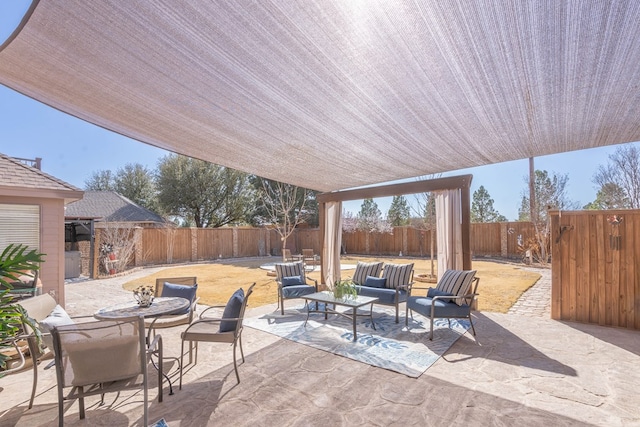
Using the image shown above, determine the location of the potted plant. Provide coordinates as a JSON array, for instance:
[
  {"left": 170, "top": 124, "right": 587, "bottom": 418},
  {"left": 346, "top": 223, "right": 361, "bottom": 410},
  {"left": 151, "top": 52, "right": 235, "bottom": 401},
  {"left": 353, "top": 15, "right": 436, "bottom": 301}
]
[
  {"left": 332, "top": 278, "right": 357, "bottom": 300},
  {"left": 0, "top": 244, "right": 45, "bottom": 374}
]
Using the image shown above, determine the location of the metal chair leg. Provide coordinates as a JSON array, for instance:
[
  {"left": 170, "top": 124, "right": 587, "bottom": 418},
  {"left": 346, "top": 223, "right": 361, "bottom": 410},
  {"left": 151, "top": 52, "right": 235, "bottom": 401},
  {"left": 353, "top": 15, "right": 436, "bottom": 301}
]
[
  {"left": 468, "top": 314, "right": 476, "bottom": 336},
  {"left": 232, "top": 340, "right": 240, "bottom": 384}
]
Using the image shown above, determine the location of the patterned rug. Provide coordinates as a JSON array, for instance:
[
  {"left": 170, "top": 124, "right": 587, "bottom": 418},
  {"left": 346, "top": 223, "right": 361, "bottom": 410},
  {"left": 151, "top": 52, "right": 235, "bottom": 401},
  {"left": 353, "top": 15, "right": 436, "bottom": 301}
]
[{"left": 244, "top": 304, "right": 470, "bottom": 377}]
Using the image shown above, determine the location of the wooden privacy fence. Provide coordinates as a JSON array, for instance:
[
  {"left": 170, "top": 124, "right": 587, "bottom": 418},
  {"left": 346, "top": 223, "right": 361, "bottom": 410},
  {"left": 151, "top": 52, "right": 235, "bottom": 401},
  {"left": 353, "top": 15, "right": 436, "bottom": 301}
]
[
  {"left": 551, "top": 210, "right": 640, "bottom": 330},
  {"left": 92, "top": 222, "right": 535, "bottom": 276}
]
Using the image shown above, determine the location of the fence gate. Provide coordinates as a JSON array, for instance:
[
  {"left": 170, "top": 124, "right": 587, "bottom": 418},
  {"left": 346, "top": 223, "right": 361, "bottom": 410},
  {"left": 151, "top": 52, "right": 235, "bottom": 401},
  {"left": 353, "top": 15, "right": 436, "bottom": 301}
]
[{"left": 550, "top": 209, "right": 640, "bottom": 330}]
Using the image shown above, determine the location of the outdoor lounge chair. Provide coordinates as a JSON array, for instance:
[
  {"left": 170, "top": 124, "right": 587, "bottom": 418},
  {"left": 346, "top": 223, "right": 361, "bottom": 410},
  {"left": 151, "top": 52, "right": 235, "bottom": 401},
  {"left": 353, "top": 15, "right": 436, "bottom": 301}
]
[
  {"left": 51, "top": 316, "right": 162, "bottom": 426},
  {"left": 405, "top": 269, "right": 479, "bottom": 340},
  {"left": 274, "top": 261, "right": 318, "bottom": 315},
  {"left": 179, "top": 283, "right": 255, "bottom": 387}
]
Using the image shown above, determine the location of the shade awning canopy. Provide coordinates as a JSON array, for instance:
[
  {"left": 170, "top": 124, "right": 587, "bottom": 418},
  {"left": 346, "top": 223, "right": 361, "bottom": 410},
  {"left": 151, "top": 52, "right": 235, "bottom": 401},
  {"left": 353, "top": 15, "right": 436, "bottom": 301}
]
[{"left": 2, "top": 1, "right": 640, "bottom": 192}]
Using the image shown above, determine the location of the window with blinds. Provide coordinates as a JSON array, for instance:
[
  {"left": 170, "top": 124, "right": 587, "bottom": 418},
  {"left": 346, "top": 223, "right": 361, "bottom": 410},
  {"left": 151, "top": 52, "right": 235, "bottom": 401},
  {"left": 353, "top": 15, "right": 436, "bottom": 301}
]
[{"left": 0, "top": 204, "right": 40, "bottom": 251}]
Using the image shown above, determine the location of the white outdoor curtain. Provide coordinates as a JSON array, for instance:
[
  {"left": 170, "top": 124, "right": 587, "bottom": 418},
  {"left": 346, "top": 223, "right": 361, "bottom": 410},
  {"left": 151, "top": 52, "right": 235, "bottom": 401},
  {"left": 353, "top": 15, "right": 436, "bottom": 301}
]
[
  {"left": 322, "top": 201, "right": 342, "bottom": 289},
  {"left": 435, "top": 189, "right": 463, "bottom": 279}
]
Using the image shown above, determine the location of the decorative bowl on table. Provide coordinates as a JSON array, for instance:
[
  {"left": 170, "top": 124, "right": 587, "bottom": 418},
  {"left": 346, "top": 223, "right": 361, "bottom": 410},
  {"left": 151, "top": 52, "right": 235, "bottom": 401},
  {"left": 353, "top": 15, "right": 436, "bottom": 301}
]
[{"left": 133, "top": 285, "right": 154, "bottom": 308}]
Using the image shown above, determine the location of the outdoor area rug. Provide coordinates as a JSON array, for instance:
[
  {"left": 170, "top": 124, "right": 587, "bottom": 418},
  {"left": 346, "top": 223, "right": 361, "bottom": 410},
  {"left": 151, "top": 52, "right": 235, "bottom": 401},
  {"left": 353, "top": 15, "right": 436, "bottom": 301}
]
[{"left": 244, "top": 304, "right": 470, "bottom": 377}]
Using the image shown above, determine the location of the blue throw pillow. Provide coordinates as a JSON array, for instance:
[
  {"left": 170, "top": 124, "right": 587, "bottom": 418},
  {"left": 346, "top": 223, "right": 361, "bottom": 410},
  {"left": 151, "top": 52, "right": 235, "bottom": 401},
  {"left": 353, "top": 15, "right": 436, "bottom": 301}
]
[
  {"left": 220, "top": 288, "right": 245, "bottom": 332},
  {"left": 281, "top": 275, "right": 305, "bottom": 287},
  {"left": 427, "top": 287, "right": 454, "bottom": 303},
  {"left": 364, "top": 275, "right": 386, "bottom": 288},
  {"left": 161, "top": 282, "right": 198, "bottom": 314}
]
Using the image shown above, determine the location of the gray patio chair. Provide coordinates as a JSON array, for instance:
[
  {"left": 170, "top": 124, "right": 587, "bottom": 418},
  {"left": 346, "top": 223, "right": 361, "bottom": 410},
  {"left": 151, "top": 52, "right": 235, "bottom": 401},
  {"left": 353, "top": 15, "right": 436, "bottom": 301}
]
[
  {"left": 144, "top": 276, "right": 199, "bottom": 336},
  {"left": 16, "top": 293, "right": 96, "bottom": 410},
  {"left": 282, "top": 248, "right": 294, "bottom": 262},
  {"left": 302, "top": 248, "right": 319, "bottom": 266},
  {"left": 405, "top": 269, "right": 479, "bottom": 340},
  {"left": 51, "top": 316, "right": 162, "bottom": 426},
  {"left": 179, "top": 282, "right": 255, "bottom": 387},
  {"left": 274, "top": 261, "right": 318, "bottom": 315}
]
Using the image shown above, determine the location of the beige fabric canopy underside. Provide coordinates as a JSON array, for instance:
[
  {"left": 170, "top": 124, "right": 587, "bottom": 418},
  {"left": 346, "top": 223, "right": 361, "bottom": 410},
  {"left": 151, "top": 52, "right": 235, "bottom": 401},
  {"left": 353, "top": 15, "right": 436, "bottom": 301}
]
[{"left": 2, "top": 1, "right": 640, "bottom": 192}]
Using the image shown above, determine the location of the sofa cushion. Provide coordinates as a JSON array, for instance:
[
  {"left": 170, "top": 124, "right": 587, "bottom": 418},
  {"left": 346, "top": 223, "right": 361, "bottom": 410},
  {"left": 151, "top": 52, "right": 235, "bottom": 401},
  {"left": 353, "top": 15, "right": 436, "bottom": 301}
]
[
  {"left": 436, "top": 270, "right": 476, "bottom": 306},
  {"left": 275, "top": 261, "right": 305, "bottom": 283},
  {"left": 281, "top": 275, "right": 305, "bottom": 287},
  {"left": 364, "top": 275, "right": 386, "bottom": 288},
  {"left": 352, "top": 261, "right": 383, "bottom": 285},
  {"left": 355, "top": 285, "right": 407, "bottom": 304},
  {"left": 220, "top": 288, "right": 244, "bottom": 332},
  {"left": 427, "top": 287, "right": 454, "bottom": 303},
  {"left": 161, "top": 282, "right": 198, "bottom": 314},
  {"left": 381, "top": 263, "right": 414, "bottom": 289},
  {"left": 407, "top": 295, "right": 471, "bottom": 317},
  {"left": 281, "top": 285, "right": 317, "bottom": 299}
]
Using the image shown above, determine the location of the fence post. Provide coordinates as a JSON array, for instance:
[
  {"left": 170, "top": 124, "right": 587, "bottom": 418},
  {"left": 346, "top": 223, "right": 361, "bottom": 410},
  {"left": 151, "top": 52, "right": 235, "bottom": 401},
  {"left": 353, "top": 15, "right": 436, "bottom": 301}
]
[
  {"left": 190, "top": 227, "right": 198, "bottom": 261},
  {"left": 134, "top": 227, "right": 143, "bottom": 266},
  {"left": 232, "top": 228, "right": 238, "bottom": 258},
  {"left": 402, "top": 227, "right": 408, "bottom": 256},
  {"left": 93, "top": 228, "right": 102, "bottom": 278},
  {"left": 265, "top": 227, "right": 271, "bottom": 256},
  {"left": 365, "top": 232, "right": 370, "bottom": 254},
  {"left": 500, "top": 222, "right": 508, "bottom": 257}
]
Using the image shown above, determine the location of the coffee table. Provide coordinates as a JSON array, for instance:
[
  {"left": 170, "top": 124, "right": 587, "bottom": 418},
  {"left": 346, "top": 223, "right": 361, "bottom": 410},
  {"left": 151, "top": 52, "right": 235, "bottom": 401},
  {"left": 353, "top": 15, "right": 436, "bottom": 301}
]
[{"left": 302, "top": 291, "right": 378, "bottom": 341}]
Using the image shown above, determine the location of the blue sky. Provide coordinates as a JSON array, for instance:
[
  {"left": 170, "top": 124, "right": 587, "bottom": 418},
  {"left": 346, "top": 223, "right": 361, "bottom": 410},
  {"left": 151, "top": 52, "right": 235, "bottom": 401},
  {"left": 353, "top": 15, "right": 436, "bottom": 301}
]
[{"left": 1, "top": 2, "right": 637, "bottom": 221}]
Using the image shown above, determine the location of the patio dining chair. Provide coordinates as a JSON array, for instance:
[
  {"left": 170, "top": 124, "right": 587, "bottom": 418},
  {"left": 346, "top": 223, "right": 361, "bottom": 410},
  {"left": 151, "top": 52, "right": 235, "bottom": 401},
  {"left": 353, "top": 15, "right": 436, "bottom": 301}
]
[
  {"left": 405, "top": 269, "right": 479, "bottom": 340},
  {"left": 51, "top": 316, "right": 162, "bottom": 426},
  {"left": 179, "top": 282, "right": 255, "bottom": 387},
  {"left": 302, "top": 248, "right": 318, "bottom": 265},
  {"left": 282, "top": 248, "right": 294, "bottom": 262},
  {"left": 144, "top": 276, "right": 199, "bottom": 336}
]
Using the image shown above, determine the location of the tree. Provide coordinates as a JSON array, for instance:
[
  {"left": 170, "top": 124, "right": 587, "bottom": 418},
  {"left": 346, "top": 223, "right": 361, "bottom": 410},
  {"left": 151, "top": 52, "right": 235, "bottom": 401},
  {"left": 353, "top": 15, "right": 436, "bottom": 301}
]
[
  {"left": 85, "top": 163, "right": 157, "bottom": 211},
  {"left": 357, "top": 198, "right": 392, "bottom": 254},
  {"left": 387, "top": 195, "right": 411, "bottom": 226},
  {"left": 591, "top": 144, "right": 640, "bottom": 208},
  {"left": 584, "top": 182, "right": 628, "bottom": 210},
  {"left": 518, "top": 170, "right": 578, "bottom": 222},
  {"left": 156, "top": 154, "right": 253, "bottom": 228},
  {"left": 253, "top": 178, "right": 315, "bottom": 258},
  {"left": 357, "top": 198, "right": 382, "bottom": 231},
  {"left": 518, "top": 168, "right": 579, "bottom": 263},
  {"left": 113, "top": 163, "right": 157, "bottom": 211},
  {"left": 84, "top": 170, "right": 114, "bottom": 191},
  {"left": 471, "top": 185, "right": 507, "bottom": 222},
  {"left": 341, "top": 209, "right": 358, "bottom": 254}
]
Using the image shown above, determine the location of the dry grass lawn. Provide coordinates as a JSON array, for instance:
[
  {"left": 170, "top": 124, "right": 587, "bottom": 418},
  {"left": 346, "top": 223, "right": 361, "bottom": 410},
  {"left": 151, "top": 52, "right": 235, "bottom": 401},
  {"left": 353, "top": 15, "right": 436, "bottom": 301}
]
[{"left": 122, "top": 256, "right": 542, "bottom": 313}]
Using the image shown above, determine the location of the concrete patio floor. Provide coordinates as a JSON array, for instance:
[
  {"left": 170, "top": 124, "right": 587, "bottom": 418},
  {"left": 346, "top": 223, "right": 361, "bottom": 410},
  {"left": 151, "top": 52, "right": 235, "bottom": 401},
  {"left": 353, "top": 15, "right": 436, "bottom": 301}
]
[{"left": 1, "top": 265, "right": 639, "bottom": 426}]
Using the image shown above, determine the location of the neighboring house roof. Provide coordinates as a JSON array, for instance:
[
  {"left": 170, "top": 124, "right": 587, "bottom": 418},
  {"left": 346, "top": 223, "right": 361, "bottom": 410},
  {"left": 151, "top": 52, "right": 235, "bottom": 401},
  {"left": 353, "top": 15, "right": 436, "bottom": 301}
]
[
  {"left": 0, "top": 153, "right": 83, "bottom": 202},
  {"left": 65, "top": 191, "right": 166, "bottom": 224}
]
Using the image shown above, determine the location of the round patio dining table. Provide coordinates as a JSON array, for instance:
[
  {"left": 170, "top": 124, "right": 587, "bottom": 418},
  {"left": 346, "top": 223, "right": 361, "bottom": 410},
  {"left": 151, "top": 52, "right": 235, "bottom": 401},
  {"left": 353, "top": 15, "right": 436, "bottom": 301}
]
[
  {"left": 94, "top": 296, "right": 190, "bottom": 396},
  {"left": 94, "top": 296, "right": 189, "bottom": 320}
]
